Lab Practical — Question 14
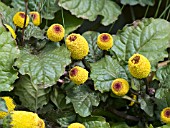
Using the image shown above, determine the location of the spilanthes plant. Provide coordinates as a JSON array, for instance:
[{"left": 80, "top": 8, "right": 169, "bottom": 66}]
[
  {"left": 47, "top": 24, "right": 65, "bottom": 42},
  {"left": 161, "top": 107, "right": 170, "bottom": 124},
  {"left": 68, "top": 123, "right": 85, "bottom": 128},
  {"left": 128, "top": 53, "right": 151, "bottom": 79},
  {"left": 66, "top": 33, "right": 89, "bottom": 59},
  {"left": 3, "top": 111, "right": 45, "bottom": 128},
  {"left": 0, "top": 97, "right": 15, "bottom": 119},
  {"left": 97, "top": 33, "right": 113, "bottom": 50},
  {"left": 111, "top": 78, "right": 129, "bottom": 96},
  {"left": 13, "top": 12, "right": 29, "bottom": 28},
  {"left": 69, "top": 66, "right": 88, "bottom": 85},
  {"left": 4, "top": 24, "right": 17, "bottom": 39},
  {"left": 30, "top": 11, "right": 41, "bottom": 26}
]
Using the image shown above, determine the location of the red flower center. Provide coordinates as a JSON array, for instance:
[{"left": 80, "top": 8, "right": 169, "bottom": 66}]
[
  {"left": 113, "top": 82, "right": 122, "bottom": 91},
  {"left": 164, "top": 109, "right": 170, "bottom": 118},
  {"left": 100, "top": 34, "right": 110, "bottom": 42},
  {"left": 131, "top": 56, "right": 140, "bottom": 64},
  {"left": 70, "top": 68, "right": 78, "bottom": 77},
  {"left": 69, "top": 35, "right": 77, "bottom": 42},
  {"left": 19, "top": 13, "right": 26, "bottom": 18},
  {"left": 53, "top": 25, "right": 62, "bottom": 33},
  {"left": 31, "top": 14, "right": 37, "bottom": 20}
]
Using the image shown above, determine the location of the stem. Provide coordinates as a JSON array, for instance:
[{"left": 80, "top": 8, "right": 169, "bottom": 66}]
[
  {"left": 130, "top": 6, "right": 135, "bottom": 21},
  {"left": 159, "top": 4, "right": 170, "bottom": 18},
  {"left": 144, "top": 5, "right": 150, "bottom": 18},
  {"left": 108, "top": 107, "right": 140, "bottom": 121},
  {"left": 154, "top": 0, "right": 162, "bottom": 18},
  {"left": 163, "top": 0, "right": 169, "bottom": 19},
  {"left": 166, "top": 8, "right": 170, "bottom": 20},
  {"left": 61, "top": 8, "right": 65, "bottom": 30},
  {"left": 21, "top": 0, "right": 28, "bottom": 46}
]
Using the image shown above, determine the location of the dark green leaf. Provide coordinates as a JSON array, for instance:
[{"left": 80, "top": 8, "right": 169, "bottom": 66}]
[
  {"left": 138, "top": 94, "right": 153, "bottom": 117},
  {"left": 90, "top": 55, "right": 128, "bottom": 93},
  {"left": 14, "top": 75, "right": 51, "bottom": 111},
  {"left": 0, "top": 98, "right": 8, "bottom": 112},
  {"left": 120, "top": 0, "right": 154, "bottom": 6},
  {"left": 111, "top": 122, "right": 137, "bottom": 128},
  {"left": 111, "top": 18, "right": 170, "bottom": 68},
  {"left": 156, "top": 64, "right": 170, "bottom": 88},
  {"left": 15, "top": 44, "right": 71, "bottom": 87},
  {"left": 0, "top": 20, "right": 19, "bottom": 92},
  {"left": 58, "top": 0, "right": 121, "bottom": 26},
  {"left": 83, "top": 31, "right": 103, "bottom": 63},
  {"left": 11, "top": 0, "right": 60, "bottom": 20},
  {"left": 66, "top": 85, "right": 100, "bottom": 117}
]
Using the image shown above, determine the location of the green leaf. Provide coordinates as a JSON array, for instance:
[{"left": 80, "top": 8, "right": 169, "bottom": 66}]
[
  {"left": 58, "top": 0, "right": 121, "bottom": 26},
  {"left": 111, "top": 122, "right": 137, "bottom": 128},
  {"left": 0, "top": 98, "right": 8, "bottom": 112},
  {"left": 15, "top": 44, "right": 71, "bottom": 87},
  {"left": 66, "top": 85, "right": 100, "bottom": 117},
  {"left": 82, "top": 31, "right": 103, "bottom": 63},
  {"left": 120, "top": 0, "right": 154, "bottom": 6},
  {"left": 90, "top": 55, "right": 128, "bottom": 93},
  {"left": 138, "top": 94, "right": 153, "bottom": 117},
  {"left": 156, "top": 64, "right": 170, "bottom": 88},
  {"left": 53, "top": 10, "right": 83, "bottom": 35},
  {"left": 0, "top": 20, "right": 19, "bottom": 92},
  {"left": 11, "top": 0, "right": 60, "bottom": 20},
  {"left": 24, "top": 23, "right": 45, "bottom": 40},
  {"left": 155, "top": 88, "right": 169, "bottom": 99},
  {"left": 14, "top": 75, "right": 51, "bottom": 111},
  {"left": 50, "top": 87, "right": 72, "bottom": 110},
  {"left": 111, "top": 18, "right": 170, "bottom": 68}
]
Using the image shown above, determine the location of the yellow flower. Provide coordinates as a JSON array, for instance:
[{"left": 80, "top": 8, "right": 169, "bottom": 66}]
[
  {"left": 13, "top": 12, "right": 29, "bottom": 28},
  {"left": 68, "top": 123, "right": 85, "bottom": 128},
  {"left": 111, "top": 78, "right": 129, "bottom": 96},
  {"left": 161, "top": 107, "right": 170, "bottom": 124},
  {"left": 30, "top": 11, "right": 41, "bottom": 26},
  {"left": 4, "top": 24, "right": 17, "bottom": 39},
  {"left": 97, "top": 33, "right": 113, "bottom": 50},
  {"left": 69, "top": 66, "right": 88, "bottom": 85},
  {"left": 129, "top": 94, "right": 137, "bottom": 106},
  {"left": 128, "top": 53, "right": 151, "bottom": 79},
  {"left": 47, "top": 24, "right": 65, "bottom": 42},
  {"left": 4, "top": 111, "right": 45, "bottom": 128},
  {"left": 66, "top": 33, "right": 89, "bottom": 59},
  {"left": 0, "top": 97, "right": 15, "bottom": 119}
]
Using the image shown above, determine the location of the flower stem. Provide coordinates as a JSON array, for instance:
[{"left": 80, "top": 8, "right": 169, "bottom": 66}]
[
  {"left": 144, "top": 5, "right": 150, "bottom": 18},
  {"left": 21, "top": 0, "right": 28, "bottom": 47},
  {"left": 154, "top": 0, "right": 162, "bottom": 18}
]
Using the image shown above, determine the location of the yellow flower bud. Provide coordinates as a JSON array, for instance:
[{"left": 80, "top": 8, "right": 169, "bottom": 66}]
[
  {"left": 161, "top": 107, "right": 170, "bottom": 124},
  {"left": 0, "top": 97, "right": 15, "bottom": 119},
  {"left": 13, "top": 12, "right": 29, "bottom": 28},
  {"left": 69, "top": 66, "right": 88, "bottom": 85},
  {"left": 97, "top": 33, "right": 113, "bottom": 50},
  {"left": 30, "top": 11, "right": 41, "bottom": 26},
  {"left": 5, "top": 111, "right": 45, "bottom": 128},
  {"left": 68, "top": 123, "right": 85, "bottom": 128},
  {"left": 128, "top": 53, "right": 151, "bottom": 79},
  {"left": 66, "top": 33, "right": 89, "bottom": 59},
  {"left": 129, "top": 94, "right": 137, "bottom": 106},
  {"left": 47, "top": 24, "right": 65, "bottom": 42},
  {"left": 111, "top": 78, "right": 129, "bottom": 96},
  {"left": 4, "top": 24, "right": 17, "bottom": 39}
]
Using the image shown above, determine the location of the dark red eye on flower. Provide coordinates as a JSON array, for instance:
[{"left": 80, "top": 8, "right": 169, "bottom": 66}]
[
  {"left": 131, "top": 56, "right": 140, "bottom": 64},
  {"left": 53, "top": 25, "right": 62, "bottom": 33},
  {"left": 31, "top": 14, "right": 37, "bottom": 20},
  {"left": 70, "top": 68, "right": 78, "bottom": 77},
  {"left": 113, "top": 82, "right": 122, "bottom": 91},
  {"left": 19, "top": 13, "right": 26, "bottom": 18},
  {"left": 164, "top": 109, "right": 170, "bottom": 118},
  {"left": 69, "top": 35, "right": 77, "bottom": 42},
  {"left": 100, "top": 34, "right": 110, "bottom": 42}
]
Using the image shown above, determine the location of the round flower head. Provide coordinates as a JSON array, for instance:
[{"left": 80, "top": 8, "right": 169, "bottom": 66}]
[
  {"left": 13, "top": 12, "right": 29, "bottom": 28},
  {"left": 129, "top": 94, "right": 137, "bottom": 106},
  {"left": 4, "top": 111, "right": 45, "bottom": 128},
  {"left": 68, "top": 123, "right": 85, "bottom": 128},
  {"left": 30, "top": 11, "right": 41, "bottom": 26},
  {"left": 97, "top": 33, "right": 113, "bottom": 50},
  {"left": 47, "top": 24, "right": 65, "bottom": 42},
  {"left": 66, "top": 33, "right": 89, "bottom": 59},
  {"left": 4, "top": 24, "right": 17, "bottom": 39},
  {"left": 69, "top": 66, "right": 88, "bottom": 85},
  {"left": 111, "top": 78, "right": 129, "bottom": 96},
  {"left": 161, "top": 107, "right": 170, "bottom": 124},
  {"left": 0, "top": 97, "right": 15, "bottom": 119},
  {"left": 128, "top": 53, "right": 151, "bottom": 79}
]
